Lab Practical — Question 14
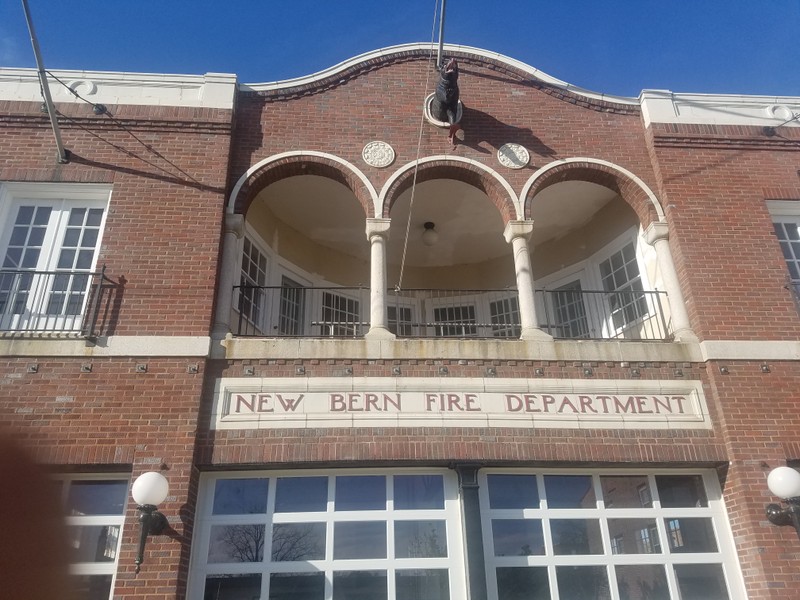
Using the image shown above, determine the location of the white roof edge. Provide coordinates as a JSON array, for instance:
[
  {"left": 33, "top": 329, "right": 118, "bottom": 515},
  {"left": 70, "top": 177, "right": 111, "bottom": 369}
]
[{"left": 240, "top": 42, "right": 640, "bottom": 107}]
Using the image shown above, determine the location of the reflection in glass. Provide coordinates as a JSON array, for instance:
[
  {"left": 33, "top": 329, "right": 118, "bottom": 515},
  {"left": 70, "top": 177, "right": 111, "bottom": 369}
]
[
  {"left": 67, "top": 525, "right": 120, "bottom": 562},
  {"left": 66, "top": 480, "right": 127, "bottom": 516},
  {"left": 545, "top": 475, "right": 596, "bottom": 508},
  {"left": 332, "top": 571, "right": 387, "bottom": 600},
  {"left": 269, "top": 573, "right": 325, "bottom": 600},
  {"left": 674, "top": 564, "right": 730, "bottom": 600},
  {"left": 556, "top": 565, "right": 610, "bottom": 600},
  {"left": 396, "top": 569, "right": 450, "bottom": 600},
  {"left": 275, "top": 477, "right": 328, "bottom": 513},
  {"left": 496, "top": 567, "right": 549, "bottom": 600},
  {"left": 213, "top": 478, "right": 268, "bottom": 515},
  {"left": 70, "top": 575, "right": 113, "bottom": 600},
  {"left": 550, "top": 519, "right": 603, "bottom": 555},
  {"left": 491, "top": 519, "right": 544, "bottom": 556},
  {"left": 665, "top": 518, "right": 717, "bottom": 553},
  {"left": 394, "top": 475, "right": 445, "bottom": 509},
  {"left": 487, "top": 474, "right": 539, "bottom": 509},
  {"left": 607, "top": 519, "right": 661, "bottom": 554},
  {"left": 208, "top": 524, "right": 265, "bottom": 563},
  {"left": 395, "top": 521, "right": 447, "bottom": 558},
  {"left": 656, "top": 475, "right": 708, "bottom": 508},
  {"left": 205, "top": 574, "right": 262, "bottom": 600},
  {"left": 334, "top": 521, "right": 387, "bottom": 559},
  {"left": 615, "top": 565, "right": 669, "bottom": 600},
  {"left": 271, "top": 523, "right": 325, "bottom": 561},
  {"left": 336, "top": 475, "right": 386, "bottom": 511},
  {"left": 600, "top": 475, "right": 650, "bottom": 508}
]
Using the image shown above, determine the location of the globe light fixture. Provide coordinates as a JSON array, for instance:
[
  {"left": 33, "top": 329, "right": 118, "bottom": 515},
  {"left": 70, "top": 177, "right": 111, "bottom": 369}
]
[
  {"left": 765, "top": 466, "right": 800, "bottom": 540},
  {"left": 422, "top": 221, "right": 439, "bottom": 246},
  {"left": 131, "top": 471, "right": 169, "bottom": 572}
]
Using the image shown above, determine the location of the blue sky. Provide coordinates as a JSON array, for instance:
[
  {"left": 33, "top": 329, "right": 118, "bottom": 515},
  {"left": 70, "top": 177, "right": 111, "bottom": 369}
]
[{"left": 1, "top": 1, "right": 798, "bottom": 97}]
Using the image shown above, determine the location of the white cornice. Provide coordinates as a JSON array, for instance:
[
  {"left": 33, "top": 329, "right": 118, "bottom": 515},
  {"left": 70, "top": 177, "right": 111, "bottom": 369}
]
[{"left": 0, "top": 68, "right": 237, "bottom": 110}]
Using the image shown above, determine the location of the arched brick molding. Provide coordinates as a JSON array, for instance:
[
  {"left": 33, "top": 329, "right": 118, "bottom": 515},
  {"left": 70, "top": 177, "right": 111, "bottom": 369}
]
[
  {"left": 379, "top": 156, "right": 519, "bottom": 222},
  {"left": 227, "top": 151, "right": 379, "bottom": 217},
  {"left": 521, "top": 158, "right": 665, "bottom": 226}
]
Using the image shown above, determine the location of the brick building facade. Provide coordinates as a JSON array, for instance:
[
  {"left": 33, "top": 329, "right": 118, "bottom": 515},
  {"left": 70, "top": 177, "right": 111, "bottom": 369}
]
[{"left": 1, "top": 44, "right": 799, "bottom": 599}]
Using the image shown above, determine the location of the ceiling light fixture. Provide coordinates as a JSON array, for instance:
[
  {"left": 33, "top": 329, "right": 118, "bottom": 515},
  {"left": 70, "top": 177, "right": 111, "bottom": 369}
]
[{"left": 422, "top": 221, "right": 439, "bottom": 246}]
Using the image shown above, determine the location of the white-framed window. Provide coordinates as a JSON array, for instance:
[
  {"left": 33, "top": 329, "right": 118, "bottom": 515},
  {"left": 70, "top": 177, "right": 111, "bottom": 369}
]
[
  {"left": 320, "top": 290, "right": 363, "bottom": 336},
  {"left": 0, "top": 183, "right": 110, "bottom": 333},
  {"left": 489, "top": 295, "right": 521, "bottom": 338},
  {"left": 188, "top": 469, "right": 466, "bottom": 600},
  {"left": 767, "top": 201, "right": 800, "bottom": 304},
  {"left": 278, "top": 275, "right": 307, "bottom": 336},
  {"left": 388, "top": 303, "right": 414, "bottom": 337},
  {"left": 598, "top": 241, "right": 648, "bottom": 333},
  {"left": 238, "top": 235, "right": 269, "bottom": 330},
  {"left": 53, "top": 473, "right": 129, "bottom": 600},
  {"left": 479, "top": 469, "right": 744, "bottom": 600}
]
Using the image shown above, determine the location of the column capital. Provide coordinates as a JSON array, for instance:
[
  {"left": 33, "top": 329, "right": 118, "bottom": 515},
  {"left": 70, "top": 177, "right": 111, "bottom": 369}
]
[
  {"left": 365, "top": 218, "right": 391, "bottom": 241},
  {"left": 644, "top": 221, "right": 669, "bottom": 245},
  {"left": 503, "top": 220, "right": 534, "bottom": 243},
  {"left": 224, "top": 213, "right": 245, "bottom": 238}
]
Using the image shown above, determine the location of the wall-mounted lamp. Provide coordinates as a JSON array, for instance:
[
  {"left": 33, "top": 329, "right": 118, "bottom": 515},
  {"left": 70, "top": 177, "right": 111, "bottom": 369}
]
[
  {"left": 422, "top": 221, "right": 439, "bottom": 246},
  {"left": 765, "top": 466, "right": 800, "bottom": 540},
  {"left": 131, "top": 471, "right": 169, "bottom": 572}
]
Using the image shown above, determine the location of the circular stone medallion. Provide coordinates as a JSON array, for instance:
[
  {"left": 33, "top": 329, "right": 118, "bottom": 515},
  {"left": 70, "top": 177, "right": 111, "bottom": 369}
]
[
  {"left": 362, "top": 141, "right": 395, "bottom": 168},
  {"left": 497, "top": 143, "right": 530, "bottom": 169}
]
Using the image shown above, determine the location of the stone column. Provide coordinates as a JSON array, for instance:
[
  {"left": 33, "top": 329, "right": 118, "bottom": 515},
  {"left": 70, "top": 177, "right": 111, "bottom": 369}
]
[
  {"left": 645, "top": 221, "right": 698, "bottom": 342},
  {"left": 212, "top": 213, "right": 244, "bottom": 340},
  {"left": 503, "top": 221, "right": 553, "bottom": 341},
  {"left": 364, "top": 218, "right": 395, "bottom": 339}
]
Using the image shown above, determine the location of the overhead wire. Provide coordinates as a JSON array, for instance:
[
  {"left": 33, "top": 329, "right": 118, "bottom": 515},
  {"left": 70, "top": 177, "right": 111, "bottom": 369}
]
[{"left": 396, "top": 0, "right": 441, "bottom": 291}]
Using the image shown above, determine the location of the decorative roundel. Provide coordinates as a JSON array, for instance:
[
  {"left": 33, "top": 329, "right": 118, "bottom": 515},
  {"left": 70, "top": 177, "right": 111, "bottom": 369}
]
[
  {"left": 362, "top": 141, "right": 396, "bottom": 168},
  {"left": 767, "top": 105, "right": 794, "bottom": 121},
  {"left": 497, "top": 143, "right": 530, "bottom": 169},
  {"left": 423, "top": 93, "right": 463, "bottom": 128}
]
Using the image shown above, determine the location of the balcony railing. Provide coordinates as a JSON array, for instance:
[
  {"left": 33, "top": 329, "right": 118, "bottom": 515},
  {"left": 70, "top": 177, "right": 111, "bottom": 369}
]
[
  {"left": 0, "top": 267, "right": 118, "bottom": 338},
  {"left": 234, "top": 285, "right": 672, "bottom": 341}
]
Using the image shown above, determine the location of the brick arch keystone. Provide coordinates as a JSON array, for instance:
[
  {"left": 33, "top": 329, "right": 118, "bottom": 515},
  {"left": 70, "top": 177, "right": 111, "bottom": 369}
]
[
  {"left": 227, "top": 151, "right": 379, "bottom": 217},
  {"left": 521, "top": 158, "right": 665, "bottom": 226},
  {"left": 379, "top": 156, "right": 520, "bottom": 222}
]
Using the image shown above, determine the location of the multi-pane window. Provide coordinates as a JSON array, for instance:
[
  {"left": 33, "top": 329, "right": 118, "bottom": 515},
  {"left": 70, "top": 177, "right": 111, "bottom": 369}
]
[
  {"left": 321, "top": 291, "right": 361, "bottom": 336},
  {"left": 481, "top": 471, "right": 740, "bottom": 600},
  {"left": 54, "top": 475, "right": 129, "bottom": 600},
  {"left": 489, "top": 296, "right": 521, "bottom": 338},
  {"left": 599, "top": 242, "right": 648, "bottom": 331},
  {"left": 433, "top": 305, "right": 477, "bottom": 337},
  {"left": 550, "top": 280, "right": 590, "bottom": 339},
  {"left": 239, "top": 237, "right": 268, "bottom": 328},
  {"left": 278, "top": 276, "right": 306, "bottom": 335},
  {"left": 772, "top": 218, "right": 800, "bottom": 305},
  {"left": 0, "top": 186, "right": 108, "bottom": 332},
  {"left": 388, "top": 305, "right": 414, "bottom": 336},
  {"left": 190, "top": 470, "right": 465, "bottom": 600}
]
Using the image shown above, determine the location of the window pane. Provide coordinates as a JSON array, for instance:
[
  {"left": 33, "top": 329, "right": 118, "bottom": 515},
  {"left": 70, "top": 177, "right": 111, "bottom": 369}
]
[
  {"left": 491, "top": 519, "right": 544, "bottom": 556},
  {"left": 395, "top": 520, "right": 447, "bottom": 558},
  {"left": 205, "top": 574, "right": 262, "bottom": 600},
  {"left": 213, "top": 478, "right": 268, "bottom": 515},
  {"left": 496, "top": 567, "right": 549, "bottom": 600},
  {"left": 556, "top": 566, "right": 610, "bottom": 600},
  {"left": 550, "top": 519, "right": 603, "bottom": 555},
  {"left": 656, "top": 475, "right": 708, "bottom": 507},
  {"left": 269, "top": 573, "right": 324, "bottom": 600},
  {"left": 544, "top": 475, "right": 595, "bottom": 508},
  {"left": 335, "top": 475, "right": 386, "bottom": 511},
  {"left": 487, "top": 474, "right": 539, "bottom": 509},
  {"left": 271, "top": 523, "right": 325, "bottom": 561},
  {"left": 600, "top": 475, "right": 651, "bottom": 508},
  {"left": 332, "top": 571, "right": 387, "bottom": 600},
  {"left": 607, "top": 519, "right": 661, "bottom": 554},
  {"left": 665, "top": 517, "right": 718, "bottom": 553},
  {"left": 67, "top": 525, "right": 120, "bottom": 562},
  {"left": 334, "top": 521, "right": 387, "bottom": 559},
  {"left": 394, "top": 474, "right": 444, "bottom": 509},
  {"left": 615, "top": 565, "right": 669, "bottom": 600},
  {"left": 275, "top": 477, "right": 327, "bottom": 513},
  {"left": 208, "top": 525, "right": 266, "bottom": 563},
  {"left": 396, "top": 569, "right": 450, "bottom": 600},
  {"left": 674, "top": 564, "right": 730, "bottom": 600},
  {"left": 66, "top": 480, "right": 127, "bottom": 516},
  {"left": 71, "top": 575, "right": 113, "bottom": 600}
]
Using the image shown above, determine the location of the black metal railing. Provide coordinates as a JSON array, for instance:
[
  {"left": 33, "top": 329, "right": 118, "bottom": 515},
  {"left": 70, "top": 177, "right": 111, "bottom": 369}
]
[
  {"left": 0, "top": 267, "right": 118, "bottom": 337},
  {"left": 233, "top": 285, "right": 672, "bottom": 341}
]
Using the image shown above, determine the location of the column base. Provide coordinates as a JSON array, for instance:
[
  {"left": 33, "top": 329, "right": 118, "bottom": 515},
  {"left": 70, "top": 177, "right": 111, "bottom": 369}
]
[
  {"left": 520, "top": 327, "right": 554, "bottom": 342},
  {"left": 364, "top": 327, "right": 396, "bottom": 340},
  {"left": 672, "top": 328, "right": 699, "bottom": 343}
]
